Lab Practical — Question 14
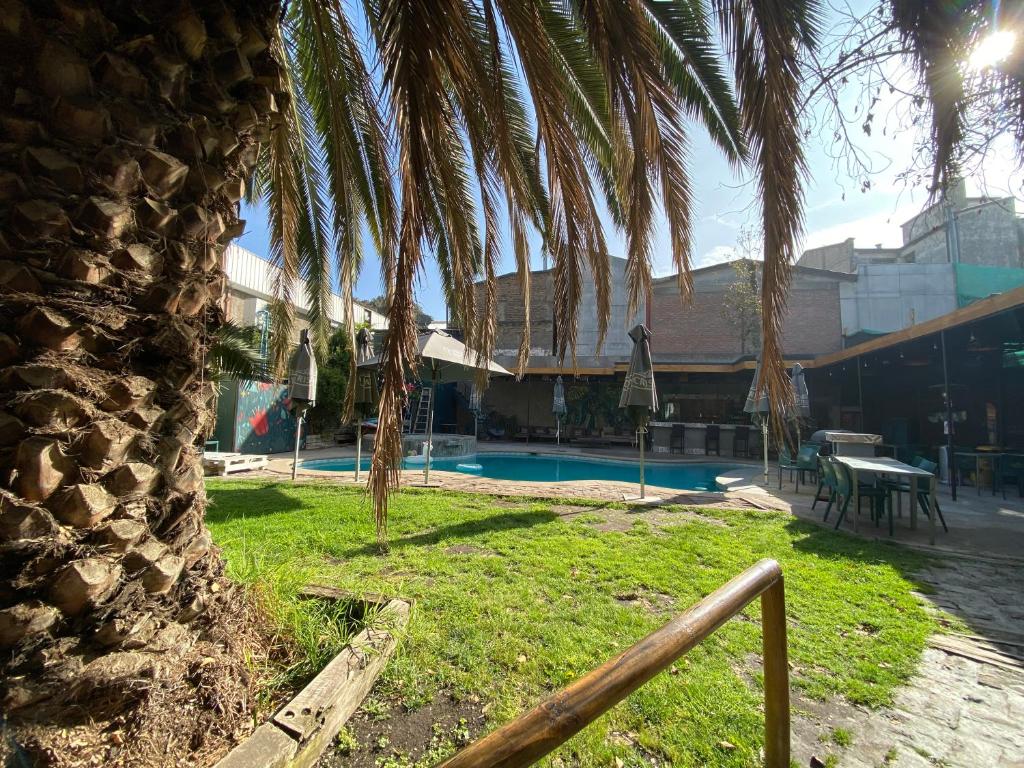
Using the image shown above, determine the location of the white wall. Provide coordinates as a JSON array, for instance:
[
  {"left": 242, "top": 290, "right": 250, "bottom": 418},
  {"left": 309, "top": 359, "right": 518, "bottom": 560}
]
[
  {"left": 839, "top": 263, "right": 957, "bottom": 336},
  {"left": 222, "top": 244, "right": 388, "bottom": 329}
]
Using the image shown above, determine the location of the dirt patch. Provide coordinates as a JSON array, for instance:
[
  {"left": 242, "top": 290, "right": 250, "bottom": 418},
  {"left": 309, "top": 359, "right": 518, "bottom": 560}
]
[
  {"left": 443, "top": 544, "right": 496, "bottom": 556},
  {"left": 550, "top": 504, "right": 597, "bottom": 518},
  {"left": 320, "top": 692, "right": 487, "bottom": 768},
  {"left": 614, "top": 591, "right": 676, "bottom": 614}
]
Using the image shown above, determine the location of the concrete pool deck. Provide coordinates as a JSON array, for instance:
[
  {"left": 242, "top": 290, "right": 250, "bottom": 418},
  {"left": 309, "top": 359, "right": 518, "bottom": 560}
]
[{"left": 263, "top": 441, "right": 776, "bottom": 511}]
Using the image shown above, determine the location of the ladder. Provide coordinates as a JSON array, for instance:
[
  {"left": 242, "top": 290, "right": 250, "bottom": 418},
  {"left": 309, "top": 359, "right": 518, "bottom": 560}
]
[{"left": 407, "top": 387, "right": 432, "bottom": 434}]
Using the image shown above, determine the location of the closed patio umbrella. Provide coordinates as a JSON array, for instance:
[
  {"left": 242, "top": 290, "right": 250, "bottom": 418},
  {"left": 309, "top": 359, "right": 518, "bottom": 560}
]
[
  {"left": 619, "top": 324, "right": 658, "bottom": 498},
  {"left": 360, "top": 330, "right": 511, "bottom": 484},
  {"left": 352, "top": 328, "right": 377, "bottom": 482},
  {"left": 288, "top": 329, "right": 318, "bottom": 481},
  {"left": 744, "top": 355, "right": 770, "bottom": 486},
  {"left": 790, "top": 362, "right": 810, "bottom": 419},
  {"left": 469, "top": 383, "right": 482, "bottom": 439},
  {"left": 552, "top": 376, "right": 567, "bottom": 445}
]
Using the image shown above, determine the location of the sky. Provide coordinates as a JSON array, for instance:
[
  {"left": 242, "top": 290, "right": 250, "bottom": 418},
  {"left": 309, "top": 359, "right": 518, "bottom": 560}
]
[{"left": 235, "top": 2, "right": 1024, "bottom": 321}]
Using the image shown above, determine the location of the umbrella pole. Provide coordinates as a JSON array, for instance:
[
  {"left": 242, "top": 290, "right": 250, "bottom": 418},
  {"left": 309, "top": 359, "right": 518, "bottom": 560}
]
[
  {"left": 762, "top": 420, "right": 769, "bottom": 486},
  {"left": 355, "top": 421, "right": 361, "bottom": 482},
  {"left": 292, "top": 409, "right": 304, "bottom": 481},
  {"left": 639, "top": 423, "right": 646, "bottom": 499},
  {"left": 424, "top": 366, "right": 436, "bottom": 485},
  {"left": 556, "top": 416, "right": 560, "bottom": 446}
]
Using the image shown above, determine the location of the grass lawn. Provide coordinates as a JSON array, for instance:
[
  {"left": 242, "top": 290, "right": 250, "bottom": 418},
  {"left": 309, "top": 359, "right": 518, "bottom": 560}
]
[{"left": 207, "top": 479, "right": 940, "bottom": 767}]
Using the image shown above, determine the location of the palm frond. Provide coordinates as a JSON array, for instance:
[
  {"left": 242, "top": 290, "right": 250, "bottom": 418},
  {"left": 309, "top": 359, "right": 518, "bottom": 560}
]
[
  {"left": 714, "top": 0, "right": 814, "bottom": 437},
  {"left": 888, "top": 0, "right": 969, "bottom": 193},
  {"left": 208, "top": 322, "right": 270, "bottom": 383}
]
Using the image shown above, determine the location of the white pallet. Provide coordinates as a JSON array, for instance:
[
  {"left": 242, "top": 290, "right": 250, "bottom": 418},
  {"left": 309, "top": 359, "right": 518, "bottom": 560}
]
[{"left": 203, "top": 452, "right": 269, "bottom": 476}]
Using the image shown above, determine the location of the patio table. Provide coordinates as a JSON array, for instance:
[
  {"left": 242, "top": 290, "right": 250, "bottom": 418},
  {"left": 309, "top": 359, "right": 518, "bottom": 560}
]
[
  {"left": 832, "top": 456, "right": 939, "bottom": 545},
  {"left": 953, "top": 451, "right": 1002, "bottom": 496}
]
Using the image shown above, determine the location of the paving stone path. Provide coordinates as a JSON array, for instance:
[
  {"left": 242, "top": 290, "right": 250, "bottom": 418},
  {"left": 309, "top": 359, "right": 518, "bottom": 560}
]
[{"left": 793, "top": 557, "right": 1024, "bottom": 767}]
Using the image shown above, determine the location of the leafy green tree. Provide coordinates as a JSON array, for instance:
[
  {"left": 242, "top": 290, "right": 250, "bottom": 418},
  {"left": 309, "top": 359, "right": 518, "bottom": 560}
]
[
  {"left": 720, "top": 228, "right": 763, "bottom": 355},
  {"left": 305, "top": 328, "right": 354, "bottom": 434}
]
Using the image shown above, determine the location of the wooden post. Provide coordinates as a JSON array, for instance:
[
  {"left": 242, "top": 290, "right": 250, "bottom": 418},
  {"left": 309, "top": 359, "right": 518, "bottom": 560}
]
[
  {"left": 761, "top": 577, "right": 790, "bottom": 768},
  {"left": 438, "top": 560, "right": 788, "bottom": 768}
]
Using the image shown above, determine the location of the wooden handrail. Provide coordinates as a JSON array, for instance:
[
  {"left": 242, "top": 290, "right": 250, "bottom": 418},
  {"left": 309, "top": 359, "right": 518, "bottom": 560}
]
[{"left": 438, "top": 559, "right": 789, "bottom": 768}]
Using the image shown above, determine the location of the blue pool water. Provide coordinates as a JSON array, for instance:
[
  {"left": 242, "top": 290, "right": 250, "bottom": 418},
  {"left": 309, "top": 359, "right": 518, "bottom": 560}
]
[{"left": 302, "top": 453, "right": 737, "bottom": 491}]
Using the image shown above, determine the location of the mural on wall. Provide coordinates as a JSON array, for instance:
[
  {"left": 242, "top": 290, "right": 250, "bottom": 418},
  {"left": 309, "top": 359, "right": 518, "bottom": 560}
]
[
  {"left": 235, "top": 381, "right": 297, "bottom": 454},
  {"left": 564, "top": 380, "right": 631, "bottom": 431}
]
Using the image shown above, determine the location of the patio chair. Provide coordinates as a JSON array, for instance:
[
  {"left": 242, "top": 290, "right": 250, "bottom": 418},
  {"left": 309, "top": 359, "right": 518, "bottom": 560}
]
[
  {"left": 670, "top": 424, "right": 686, "bottom": 454},
  {"left": 778, "top": 446, "right": 798, "bottom": 489},
  {"left": 831, "top": 458, "right": 888, "bottom": 531},
  {"left": 812, "top": 456, "right": 839, "bottom": 521},
  {"left": 733, "top": 426, "right": 750, "bottom": 458},
  {"left": 881, "top": 457, "right": 947, "bottom": 532},
  {"left": 795, "top": 443, "right": 820, "bottom": 492},
  {"left": 1000, "top": 454, "right": 1024, "bottom": 498},
  {"left": 914, "top": 457, "right": 948, "bottom": 532},
  {"left": 705, "top": 425, "right": 720, "bottom": 456}
]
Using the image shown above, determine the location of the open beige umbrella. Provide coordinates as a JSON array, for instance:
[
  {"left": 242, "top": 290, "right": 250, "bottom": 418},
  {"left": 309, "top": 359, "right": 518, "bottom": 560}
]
[{"left": 361, "top": 330, "right": 511, "bottom": 484}]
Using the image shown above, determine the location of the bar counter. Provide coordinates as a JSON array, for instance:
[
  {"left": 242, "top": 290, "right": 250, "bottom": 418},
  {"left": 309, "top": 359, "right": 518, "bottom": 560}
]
[{"left": 649, "top": 422, "right": 752, "bottom": 456}]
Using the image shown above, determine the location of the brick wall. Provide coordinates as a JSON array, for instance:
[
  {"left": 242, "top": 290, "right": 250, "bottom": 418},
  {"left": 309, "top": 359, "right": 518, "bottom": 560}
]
[
  {"left": 650, "top": 263, "right": 844, "bottom": 358},
  {"left": 478, "top": 269, "right": 555, "bottom": 358},
  {"left": 476, "top": 256, "right": 643, "bottom": 362}
]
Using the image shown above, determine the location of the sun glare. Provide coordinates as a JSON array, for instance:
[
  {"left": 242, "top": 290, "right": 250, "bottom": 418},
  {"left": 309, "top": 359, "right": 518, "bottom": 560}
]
[{"left": 969, "top": 29, "right": 1017, "bottom": 70}]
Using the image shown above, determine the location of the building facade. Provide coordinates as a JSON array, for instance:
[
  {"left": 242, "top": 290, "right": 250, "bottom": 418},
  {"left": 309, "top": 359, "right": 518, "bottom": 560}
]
[
  {"left": 486, "top": 256, "right": 644, "bottom": 369},
  {"left": 798, "top": 181, "right": 1024, "bottom": 273},
  {"left": 649, "top": 262, "right": 849, "bottom": 363},
  {"left": 222, "top": 243, "right": 388, "bottom": 343}
]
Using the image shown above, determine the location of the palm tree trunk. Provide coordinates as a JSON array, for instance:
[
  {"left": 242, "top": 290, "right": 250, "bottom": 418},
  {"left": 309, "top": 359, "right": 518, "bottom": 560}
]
[{"left": 0, "top": 0, "right": 283, "bottom": 762}]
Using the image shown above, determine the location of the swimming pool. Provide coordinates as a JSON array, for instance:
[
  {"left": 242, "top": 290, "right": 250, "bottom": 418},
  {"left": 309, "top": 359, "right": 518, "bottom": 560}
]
[{"left": 301, "top": 453, "right": 738, "bottom": 491}]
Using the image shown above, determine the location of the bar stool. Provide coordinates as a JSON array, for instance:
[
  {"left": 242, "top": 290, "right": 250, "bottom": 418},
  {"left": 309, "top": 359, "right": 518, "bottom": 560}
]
[
  {"left": 670, "top": 424, "right": 686, "bottom": 454},
  {"left": 733, "top": 426, "right": 750, "bottom": 457},
  {"left": 705, "top": 425, "right": 720, "bottom": 456}
]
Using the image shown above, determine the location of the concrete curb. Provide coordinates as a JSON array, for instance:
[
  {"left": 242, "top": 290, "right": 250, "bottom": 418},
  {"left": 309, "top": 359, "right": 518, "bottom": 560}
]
[{"left": 216, "top": 598, "right": 411, "bottom": 768}]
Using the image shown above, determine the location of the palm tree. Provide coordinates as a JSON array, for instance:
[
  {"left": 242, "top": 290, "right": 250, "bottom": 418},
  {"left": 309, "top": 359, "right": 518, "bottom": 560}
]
[
  {"left": 7, "top": 0, "right": 1011, "bottom": 762},
  {"left": 0, "top": 0, "right": 806, "bottom": 755}
]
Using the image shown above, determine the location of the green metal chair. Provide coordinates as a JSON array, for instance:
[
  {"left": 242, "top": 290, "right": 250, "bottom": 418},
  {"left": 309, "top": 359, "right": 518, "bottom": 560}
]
[
  {"left": 813, "top": 456, "right": 839, "bottom": 522},
  {"left": 831, "top": 458, "right": 888, "bottom": 531},
  {"left": 778, "top": 446, "right": 799, "bottom": 489},
  {"left": 1000, "top": 454, "right": 1024, "bottom": 498},
  {"left": 795, "top": 443, "right": 820, "bottom": 492},
  {"left": 914, "top": 458, "right": 948, "bottom": 532},
  {"left": 882, "top": 457, "right": 947, "bottom": 533}
]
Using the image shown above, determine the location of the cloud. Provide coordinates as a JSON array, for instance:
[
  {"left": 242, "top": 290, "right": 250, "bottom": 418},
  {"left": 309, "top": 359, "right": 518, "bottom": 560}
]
[
  {"left": 801, "top": 202, "right": 923, "bottom": 251},
  {"left": 694, "top": 245, "right": 740, "bottom": 268}
]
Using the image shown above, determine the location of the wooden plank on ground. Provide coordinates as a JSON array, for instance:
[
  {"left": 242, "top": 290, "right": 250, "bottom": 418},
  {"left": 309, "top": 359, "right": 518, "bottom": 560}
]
[
  {"left": 929, "top": 634, "right": 1024, "bottom": 673},
  {"left": 299, "top": 584, "right": 394, "bottom": 607},
  {"left": 215, "top": 597, "right": 410, "bottom": 768},
  {"left": 274, "top": 598, "right": 410, "bottom": 767}
]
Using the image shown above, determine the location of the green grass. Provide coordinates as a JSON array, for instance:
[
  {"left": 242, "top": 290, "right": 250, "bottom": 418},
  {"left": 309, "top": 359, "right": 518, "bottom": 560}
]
[
  {"left": 207, "top": 480, "right": 940, "bottom": 767},
  {"left": 831, "top": 727, "right": 853, "bottom": 747}
]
